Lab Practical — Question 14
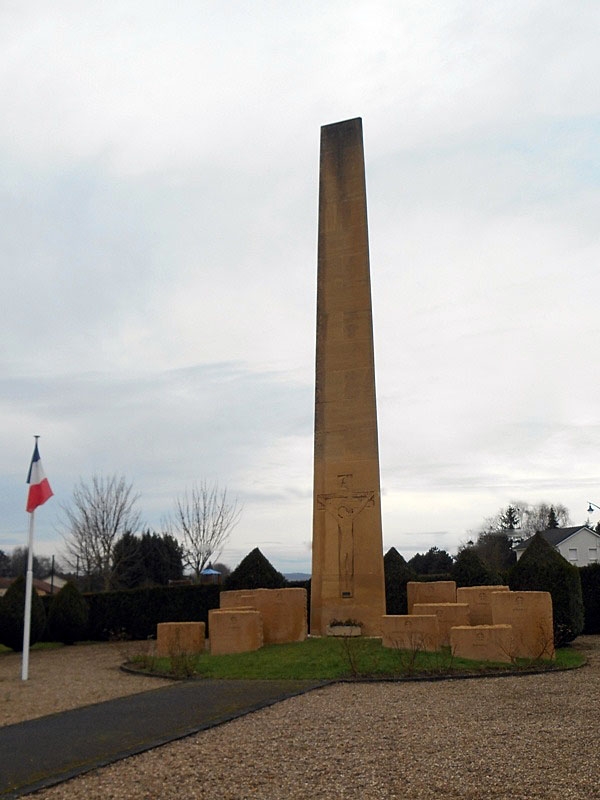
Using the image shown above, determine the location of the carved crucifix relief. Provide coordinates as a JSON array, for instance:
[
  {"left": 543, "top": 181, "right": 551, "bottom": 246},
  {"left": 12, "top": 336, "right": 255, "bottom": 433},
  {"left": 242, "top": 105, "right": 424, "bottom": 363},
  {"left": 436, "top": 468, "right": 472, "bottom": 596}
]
[{"left": 317, "top": 474, "right": 375, "bottom": 597}]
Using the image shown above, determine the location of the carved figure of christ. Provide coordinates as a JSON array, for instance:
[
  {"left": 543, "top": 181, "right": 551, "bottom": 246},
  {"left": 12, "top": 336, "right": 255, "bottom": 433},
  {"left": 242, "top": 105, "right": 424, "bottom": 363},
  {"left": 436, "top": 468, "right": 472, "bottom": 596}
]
[{"left": 317, "top": 475, "right": 375, "bottom": 597}]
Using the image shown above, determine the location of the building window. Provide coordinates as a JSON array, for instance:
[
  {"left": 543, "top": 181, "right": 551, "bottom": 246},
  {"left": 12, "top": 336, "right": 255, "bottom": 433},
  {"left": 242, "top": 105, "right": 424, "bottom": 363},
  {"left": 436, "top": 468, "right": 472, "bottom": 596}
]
[
  {"left": 568, "top": 548, "right": 578, "bottom": 563},
  {"left": 589, "top": 548, "right": 598, "bottom": 564}
]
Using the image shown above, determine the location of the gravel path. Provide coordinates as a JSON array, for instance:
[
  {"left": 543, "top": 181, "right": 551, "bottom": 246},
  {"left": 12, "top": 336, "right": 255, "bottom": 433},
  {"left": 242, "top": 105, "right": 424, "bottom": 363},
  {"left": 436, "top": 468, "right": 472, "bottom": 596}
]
[
  {"left": 3, "top": 637, "right": 600, "bottom": 799},
  {"left": 0, "top": 641, "right": 172, "bottom": 727}
]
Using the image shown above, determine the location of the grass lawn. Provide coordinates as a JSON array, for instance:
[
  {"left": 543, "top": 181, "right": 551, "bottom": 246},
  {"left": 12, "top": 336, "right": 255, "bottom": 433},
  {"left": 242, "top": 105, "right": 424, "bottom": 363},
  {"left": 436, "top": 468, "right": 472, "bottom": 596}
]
[
  {"left": 0, "top": 641, "right": 63, "bottom": 655},
  {"left": 129, "top": 636, "right": 585, "bottom": 680}
]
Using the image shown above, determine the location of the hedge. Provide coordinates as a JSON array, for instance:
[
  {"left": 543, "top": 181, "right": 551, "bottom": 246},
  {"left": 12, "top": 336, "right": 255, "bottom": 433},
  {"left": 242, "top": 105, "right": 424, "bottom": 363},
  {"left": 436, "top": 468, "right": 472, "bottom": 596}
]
[
  {"left": 579, "top": 563, "right": 600, "bottom": 634},
  {"left": 83, "top": 584, "right": 221, "bottom": 640}
]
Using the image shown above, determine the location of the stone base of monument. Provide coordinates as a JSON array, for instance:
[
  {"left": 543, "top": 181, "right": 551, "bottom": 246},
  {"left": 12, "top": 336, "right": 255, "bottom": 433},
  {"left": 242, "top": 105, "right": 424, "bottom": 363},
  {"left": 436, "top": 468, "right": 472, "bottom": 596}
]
[
  {"left": 407, "top": 580, "right": 456, "bottom": 614},
  {"left": 381, "top": 614, "right": 440, "bottom": 652},
  {"left": 490, "top": 590, "right": 555, "bottom": 660},
  {"left": 450, "top": 624, "right": 513, "bottom": 663},
  {"left": 326, "top": 624, "right": 362, "bottom": 637},
  {"left": 383, "top": 582, "right": 556, "bottom": 664},
  {"left": 411, "top": 602, "right": 470, "bottom": 647},
  {"left": 220, "top": 587, "right": 307, "bottom": 644},
  {"left": 208, "top": 609, "right": 263, "bottom": 655},
  {"left": 156, "top": 622, "right": 206, "bottom": 657},
  {"left": 456, "top": 585, "right": 510, "bottom": 625}
]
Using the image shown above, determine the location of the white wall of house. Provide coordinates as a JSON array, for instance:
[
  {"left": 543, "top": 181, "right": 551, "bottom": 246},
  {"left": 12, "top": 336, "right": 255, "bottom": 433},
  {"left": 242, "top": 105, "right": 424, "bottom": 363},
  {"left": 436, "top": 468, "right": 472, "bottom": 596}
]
[{"left": 555, "top": 529, "right": 600, "bottom": 566}]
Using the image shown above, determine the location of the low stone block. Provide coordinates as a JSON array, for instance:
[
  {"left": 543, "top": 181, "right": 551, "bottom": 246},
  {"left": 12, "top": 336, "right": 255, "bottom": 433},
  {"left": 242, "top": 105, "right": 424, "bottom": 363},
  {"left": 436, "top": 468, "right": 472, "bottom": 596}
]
[
  {"left": 407, "top": 581, "right": 456, "bottom": 614},
  {"left": 456, "top": 585, "right": 510, "bottom": 625},
  {"left": 381, "top": 615, "right": 440, "bottom": 652},
  {"left": 490, "top": 591, "right": 555, "bottom": 660},
  {"left": 208, "top": 609, "right": 263, "bottom": 655},
  {"left": 411, "top": 603, "right": 470, "bottom": 646},
  {"left": 220, "top": 587, "right": 307, "bottom": 644},
  {"left": 450, "top": 624, "right": 513, "bottom": 663},
  {"left": 156, "top": 622, "right": 205, "bottom": 657}
]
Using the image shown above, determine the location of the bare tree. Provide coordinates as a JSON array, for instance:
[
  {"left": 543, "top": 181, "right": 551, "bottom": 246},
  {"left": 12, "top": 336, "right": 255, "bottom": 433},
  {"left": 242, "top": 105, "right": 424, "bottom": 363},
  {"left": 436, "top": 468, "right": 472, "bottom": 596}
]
[
  {"left": 60, "top": 474, "right": 141, "bottom": 591},
  {"left": 167, "top": 482, "right": 241, "bottom": 578}
]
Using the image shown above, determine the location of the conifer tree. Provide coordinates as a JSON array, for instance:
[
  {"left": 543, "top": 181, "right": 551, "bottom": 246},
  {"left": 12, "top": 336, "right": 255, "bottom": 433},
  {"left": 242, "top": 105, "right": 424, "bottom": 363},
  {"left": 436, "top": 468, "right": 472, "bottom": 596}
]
[
  {"left": 0, "top": 576, "right": 46, "bottom": 651},
  {"left": 225, "top": 548, "right": 286, "bottom": 590}
]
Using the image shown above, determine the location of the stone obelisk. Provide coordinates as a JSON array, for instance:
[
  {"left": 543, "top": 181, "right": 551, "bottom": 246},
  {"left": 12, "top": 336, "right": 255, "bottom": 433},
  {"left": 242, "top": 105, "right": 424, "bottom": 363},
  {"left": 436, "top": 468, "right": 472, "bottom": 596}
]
[{"left": 310, "top": 117, "right": 385, "bottom": 636}]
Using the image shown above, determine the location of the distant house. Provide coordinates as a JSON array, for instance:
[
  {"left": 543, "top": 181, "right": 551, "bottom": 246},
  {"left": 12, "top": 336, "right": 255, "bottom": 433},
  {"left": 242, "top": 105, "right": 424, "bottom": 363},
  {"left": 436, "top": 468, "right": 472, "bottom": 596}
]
[
  {"left": 513, "top": 526, "right": 600, "bottom": 567},
  {"left": 0, "top": 577, "right": 56, "bottom": 597}
]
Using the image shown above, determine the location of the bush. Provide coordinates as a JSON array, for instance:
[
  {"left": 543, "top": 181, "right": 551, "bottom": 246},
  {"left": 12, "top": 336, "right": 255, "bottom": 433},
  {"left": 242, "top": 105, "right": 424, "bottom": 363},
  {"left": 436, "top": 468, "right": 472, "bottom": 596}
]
[
  {"left": 48, "top": 581, "right": 89, "bottom": 645},
  {"left": 225, "top": 548, "right": 286, "bottom": 590},
  {"left": 579, "top": 564, "right": 600, "bottom": 634},
  {"left": 452, "top": 548, "right": 502, "bottom": 587},
  {"left": 509, "top": 533, "right": 584, "bottom": 647},
  {"left": 384, "top": 547, "right": 413, "bottom": 614},
  {"left": 85, "top": 584, "right": 221, "bottom": 640},
  {"left": 0, "top": 576, "right": 47, "bottom": 651}
]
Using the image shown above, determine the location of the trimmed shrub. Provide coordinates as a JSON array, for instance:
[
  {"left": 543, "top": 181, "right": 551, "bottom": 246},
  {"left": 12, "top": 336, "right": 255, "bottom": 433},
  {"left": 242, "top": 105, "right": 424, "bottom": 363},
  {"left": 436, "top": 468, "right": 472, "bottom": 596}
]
[
  {"left": 225, "top": 548, "right": 286, "bottom": 590},
  {"left": 0, "top": 576, "right": 47, "bottom": 651},
  {"left": 85, "top": 584, "right": 221, "bottom": 640},
  {"left": 384, "top": 547, "right": 413, "bottom": 614},
  {"left": 509, "top": 533, "right": 584, "bottom": 646},
  {"left": 48, "top": 581, "right": 89, "bottom": 645},
  {"left": 452, "top": 548, "right": 502, "bottom": 587},
  {"left": 579, "top": 563, "right": 600, "bottom": 634}
]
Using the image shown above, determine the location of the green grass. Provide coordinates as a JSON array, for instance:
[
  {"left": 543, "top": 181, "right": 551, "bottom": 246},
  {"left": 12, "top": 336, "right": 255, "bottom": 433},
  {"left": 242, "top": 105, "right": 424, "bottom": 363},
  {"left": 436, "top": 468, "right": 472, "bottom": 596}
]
[
  {"left": 0, "top": 641, "right": 64, "bottom": 655},
  {"left": 130, "top": 637, "right": 586, "bottom": 681}
]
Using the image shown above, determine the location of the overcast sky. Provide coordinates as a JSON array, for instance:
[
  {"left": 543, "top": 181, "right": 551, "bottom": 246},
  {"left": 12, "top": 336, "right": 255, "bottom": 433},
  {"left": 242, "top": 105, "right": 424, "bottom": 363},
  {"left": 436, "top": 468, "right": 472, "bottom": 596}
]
[{"left": 2, "top": 1, "right": 600, "bottom": 574}]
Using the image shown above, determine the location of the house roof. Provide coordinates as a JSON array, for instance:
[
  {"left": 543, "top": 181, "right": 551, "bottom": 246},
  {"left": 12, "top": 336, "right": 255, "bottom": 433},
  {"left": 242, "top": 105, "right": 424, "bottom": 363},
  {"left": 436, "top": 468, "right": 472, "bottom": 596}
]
[
  {"left": 513, "top": 526, "right": 600, "bottom": 551},
  {"left": 0, "top": 576, "right": 56, "bottom": 594}
]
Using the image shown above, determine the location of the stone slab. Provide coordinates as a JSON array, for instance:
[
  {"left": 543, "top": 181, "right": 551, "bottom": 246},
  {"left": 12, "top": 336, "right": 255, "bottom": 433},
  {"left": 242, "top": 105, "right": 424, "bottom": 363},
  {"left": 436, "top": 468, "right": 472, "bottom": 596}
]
[
  {"left": 208, "top": 609, "right": 263, "bottom": 655},
  {"left": 381, "top": 614, "right": 440, "bottom": 652},
  {"left": 450, "top": 624, "right": 513, "bottom": 663},
  {"left": 490, "top": 591, "right": 555, "bottom": 660},
  {"left": 220, "top": 588, "right": 307, "bottom": 644},
  {"left": 456, "top": 585, "right": 510, "bottom": 625},
  {"left": 407, "top": 581, "right": 457, "bottom": 614},
  {"left": 411, "top": 603, "right": 470, "bottom": 646},
  {"left": 156, "top": 622, "right": 205, "bottom": 657}
]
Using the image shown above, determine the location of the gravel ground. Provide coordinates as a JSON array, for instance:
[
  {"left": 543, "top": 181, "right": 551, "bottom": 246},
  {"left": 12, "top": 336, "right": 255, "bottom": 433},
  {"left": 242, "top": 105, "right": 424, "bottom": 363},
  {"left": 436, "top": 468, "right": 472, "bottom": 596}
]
[
  {"left": 3, "top": 637, "right": 600, "bottom": 799},
  {"left": 0, "top": 640, "right": 171, "bottom": 727}
]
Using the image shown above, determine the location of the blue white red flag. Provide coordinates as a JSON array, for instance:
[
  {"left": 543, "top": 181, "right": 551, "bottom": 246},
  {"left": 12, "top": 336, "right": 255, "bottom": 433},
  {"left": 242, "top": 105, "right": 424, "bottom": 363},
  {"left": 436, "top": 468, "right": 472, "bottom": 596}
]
[{"left": 26, "top": 441, "right": 53, "bottom": 513}]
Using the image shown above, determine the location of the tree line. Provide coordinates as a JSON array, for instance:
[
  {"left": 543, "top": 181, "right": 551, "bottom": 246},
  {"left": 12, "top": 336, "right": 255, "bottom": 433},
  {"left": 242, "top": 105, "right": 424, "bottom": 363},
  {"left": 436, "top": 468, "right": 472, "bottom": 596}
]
[{"left": 1, "top": 473, "right": 240, "bottom": 592}]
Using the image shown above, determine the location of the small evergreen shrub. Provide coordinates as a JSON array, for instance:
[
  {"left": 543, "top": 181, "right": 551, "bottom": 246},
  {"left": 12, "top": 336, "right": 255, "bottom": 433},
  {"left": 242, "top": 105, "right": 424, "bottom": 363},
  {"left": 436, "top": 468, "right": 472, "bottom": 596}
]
[
  {"left": 48, "top": 581, "right": 89, "bottom": 645},
  {"left": 509, "top": 533, "right": 584, "bottom": 646},
  {"left": 452, "top": 548, "right": 502, "bottom": 587},
  {"left": 0, "top": 576, "right": 47, "bottom": 651},
  {"left": 579, "top": 564, "right": 600, "bottom": 634}
]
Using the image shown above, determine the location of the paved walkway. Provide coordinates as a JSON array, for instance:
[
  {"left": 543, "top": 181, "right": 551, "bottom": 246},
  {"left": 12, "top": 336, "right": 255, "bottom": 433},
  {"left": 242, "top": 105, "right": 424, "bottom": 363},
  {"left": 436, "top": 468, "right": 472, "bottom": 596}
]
[{"left": 0, "top": 678, "right": 327, "bottom": 798}]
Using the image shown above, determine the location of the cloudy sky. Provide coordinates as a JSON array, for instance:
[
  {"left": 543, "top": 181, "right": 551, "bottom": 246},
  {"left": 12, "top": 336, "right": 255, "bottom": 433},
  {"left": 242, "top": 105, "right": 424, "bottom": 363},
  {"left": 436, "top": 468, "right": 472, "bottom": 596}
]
[{"left": 2, "top": 1, "right": 600, "bottom": 574}]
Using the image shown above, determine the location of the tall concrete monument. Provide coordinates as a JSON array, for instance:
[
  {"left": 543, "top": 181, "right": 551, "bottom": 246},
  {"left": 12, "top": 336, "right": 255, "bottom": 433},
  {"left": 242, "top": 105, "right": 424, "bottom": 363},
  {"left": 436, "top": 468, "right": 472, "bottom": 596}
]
[{"left": 310, "top": 117, "right": 385, "bottom": 636}]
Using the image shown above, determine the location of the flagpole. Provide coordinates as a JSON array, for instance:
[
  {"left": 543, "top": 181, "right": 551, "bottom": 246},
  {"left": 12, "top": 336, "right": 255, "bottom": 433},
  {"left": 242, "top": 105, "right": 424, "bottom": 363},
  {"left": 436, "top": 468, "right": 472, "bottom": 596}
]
[
  {"left": 22, "top": 434, "right": 53, "bottom": 681},
  {"left": 21, "top": 509, "right": 35, "bottom": 681}
]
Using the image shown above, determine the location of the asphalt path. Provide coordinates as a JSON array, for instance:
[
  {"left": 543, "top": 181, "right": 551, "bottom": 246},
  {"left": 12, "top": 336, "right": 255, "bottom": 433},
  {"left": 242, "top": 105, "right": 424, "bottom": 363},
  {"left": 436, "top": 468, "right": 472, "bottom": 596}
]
[{"left": 0, "top": 678, "right": 327, "bottom": 798}]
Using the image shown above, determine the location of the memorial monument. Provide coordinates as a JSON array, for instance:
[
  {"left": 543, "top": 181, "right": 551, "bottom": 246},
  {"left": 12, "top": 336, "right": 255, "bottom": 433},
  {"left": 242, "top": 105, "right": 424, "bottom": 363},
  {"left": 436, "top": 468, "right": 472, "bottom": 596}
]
[{"left": 310, "top": 117, "right": 385, "bottom": 636}]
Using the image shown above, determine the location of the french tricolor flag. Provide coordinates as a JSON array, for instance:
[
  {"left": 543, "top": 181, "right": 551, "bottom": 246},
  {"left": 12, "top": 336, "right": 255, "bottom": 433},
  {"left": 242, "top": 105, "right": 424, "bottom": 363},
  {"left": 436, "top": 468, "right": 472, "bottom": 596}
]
[{"left": 26, "top": 441, "right": 53, "bottom": 513}]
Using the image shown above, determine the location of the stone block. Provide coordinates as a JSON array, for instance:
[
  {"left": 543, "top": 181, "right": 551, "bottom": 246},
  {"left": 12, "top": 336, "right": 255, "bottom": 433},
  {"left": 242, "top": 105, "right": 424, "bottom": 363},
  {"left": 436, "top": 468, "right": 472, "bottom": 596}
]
[
  {"left": 411, "top": 603, "right": 470, "bottom": 646},
  {"left": 407, "top": 581, "right": 456, "bottom": 614},
  {"left": 456, "top": 585, "right": 510, "bottom": 625},
  {"left": 381, "top": 615, "right": 440, "bottom": 652},
  {"left": 156, "top": 622, "right": 205, "bottom": 657},
  {"left": 220, "top": 588, "right": 307, "bottom": 644},
  {"left": 208, "top": 609, "right": 263, "bottom": 655},
  {"left": 450, "top": 625, "right": 513, "bottom": 663},
  {"left": 490, "top": 591, "right": 555, "bottom": 660}
]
